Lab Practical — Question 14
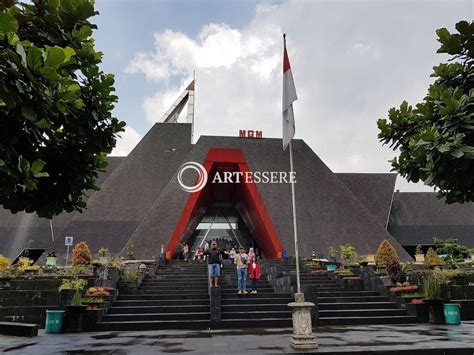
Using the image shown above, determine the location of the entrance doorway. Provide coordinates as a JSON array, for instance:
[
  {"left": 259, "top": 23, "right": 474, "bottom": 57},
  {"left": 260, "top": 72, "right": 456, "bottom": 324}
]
[{"left": 188, "top": 204, "right": 261, "bottom": 256}]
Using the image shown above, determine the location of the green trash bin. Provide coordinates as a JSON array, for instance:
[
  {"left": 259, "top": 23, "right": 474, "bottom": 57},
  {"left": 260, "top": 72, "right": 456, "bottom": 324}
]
[
  {"left": 443, "top": 303, "right": 461, "bottom": 325},
  {"left": 45, "top": 310, "right": 65, "bottom": 333}
]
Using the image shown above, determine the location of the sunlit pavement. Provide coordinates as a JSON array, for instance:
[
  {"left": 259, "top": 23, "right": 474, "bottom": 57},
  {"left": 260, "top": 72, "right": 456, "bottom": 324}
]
[{"left": 1, "top": 323, "right": 474, "bottom": 354}]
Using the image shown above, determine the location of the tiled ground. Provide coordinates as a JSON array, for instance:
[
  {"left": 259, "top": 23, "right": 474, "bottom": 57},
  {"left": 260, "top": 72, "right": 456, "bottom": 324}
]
[{"left": 1, "top": 323, "right": 474, "bottom": 354}]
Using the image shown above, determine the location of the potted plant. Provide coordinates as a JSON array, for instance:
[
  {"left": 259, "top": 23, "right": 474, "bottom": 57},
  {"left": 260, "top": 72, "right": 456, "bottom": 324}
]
[
  {"left": 72, "top": 241, "right": 92, "bottom": 266},
  {"left": 424, "top": 248, "right": 445, "bottom": 269},
  {"left": 423, "top": 276, "right": 444, "bottom": 324},
  {"left": 46, "top": 251, "right": 58, "bottom": 267},
  {"left": 65, "top": 290, "right": 88, "bottom": 332},
  {"left": 59, "top": 277, "right": 88, "bottom": 332},
  {"left": 17, "top": 257, "right": 41, "bottom": 279},
  {"left": 118, "top": 268, "right": 139, "bottom": 292},
  {"left": 97, "top": 247, "right": 109, "bottom": 264},
  {"left": 375, "top": 239, "right": 400, "bottom": 269},
  {"left": 340, "top": 244, "right": 359, "bottom": 268},
  {"left": 387, "top": 260, "right": 401, "bottom": 284},
  {"left": 415, "top": 245, "right": 424, "bottom": 263}
]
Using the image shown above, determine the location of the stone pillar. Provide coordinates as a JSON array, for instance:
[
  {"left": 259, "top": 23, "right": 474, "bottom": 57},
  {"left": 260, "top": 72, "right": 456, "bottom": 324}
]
[
  {"left": 210, "top": 286, "right": 221, "bottom": 327},
  {"left": 288, "top": 292, "right": 318, "bottom": 350}
]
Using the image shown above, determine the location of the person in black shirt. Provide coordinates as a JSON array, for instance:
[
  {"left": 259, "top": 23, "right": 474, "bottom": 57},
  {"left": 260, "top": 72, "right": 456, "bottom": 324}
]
[{"left": 203, "top": 241, "right": 223, "bottom": 287}]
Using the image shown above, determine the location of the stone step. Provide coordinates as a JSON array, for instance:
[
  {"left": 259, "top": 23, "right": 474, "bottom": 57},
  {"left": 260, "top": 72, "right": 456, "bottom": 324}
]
[
  {"left": 113, "top": 299, "right": 210, "bottom": 307},
  {"left": 134, "top": 289, "right": 208, "bottom": 295},
  {"left": 318, "top": 302, "right": 399, "bottom": 310},
  {"left": 139, "top": 285, "right": 209, "bottom": 291},
  {"left": 103, "top": 312, "right": 210, "bottom": 321},
  {"left": 317, "top": 315, "right": 419, "bottom": 326},
  {"left": 117, "top": 294, "right": 209, "bottom": 300},
  {"left": 221, "top": 304, "right": 290, "bottom": 312},
  {"left": 221, "top": 311, "right": 291, "bottom": 320},
  {"left": 318, "top": 309, "right": 407, "bottom": 318},
  {"left": 218, "top": 318, "right": 292, "bottom": 328},
  {"left": 316, "top": 291, "right": 380, "bottom": 297},
  {"left": 221, "top": 292, "right": 287, "bottom": 299},
  {"left": 222, "top": 297, "right": 293, "bottom": 305},
  {"left": 317, "top": 296, "right": 389, "bottom": 303},
  {"left": 97, "top": 319, "right": 210, "bottom": 331},
  {"left": 108, "top": 305, "right": 210, "bottom": 314}
]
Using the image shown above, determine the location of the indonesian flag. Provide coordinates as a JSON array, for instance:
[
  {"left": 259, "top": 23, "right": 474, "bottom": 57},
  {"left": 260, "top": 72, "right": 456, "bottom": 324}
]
[{"left": 282, "top": 34, "right": 297, "bottom": 150}]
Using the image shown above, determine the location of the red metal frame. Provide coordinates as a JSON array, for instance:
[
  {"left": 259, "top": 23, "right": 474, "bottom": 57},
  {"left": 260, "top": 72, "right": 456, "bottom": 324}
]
[{"left": 166, "top": 148, "right": 283, "bottom": 259}]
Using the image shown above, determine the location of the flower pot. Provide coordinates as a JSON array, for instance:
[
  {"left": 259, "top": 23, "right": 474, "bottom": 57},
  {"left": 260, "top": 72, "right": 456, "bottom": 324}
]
[
  {"left": 46, "top": 257, "right": 58, "bottom": 267},
  {"left": 65, "top": 305, "right": 88, "bottom": 332},
  {"left": 99, "top": 256, "right": 109, "bottom": 264},
  {"left": 415, "top": 254, "right": 425, "bottom": 263},
  {"left": 326, "top": 264, "right": 337, "bottom": 271},
  {"left": 424, "top": 300, "right": 445, "bottom": 324}
]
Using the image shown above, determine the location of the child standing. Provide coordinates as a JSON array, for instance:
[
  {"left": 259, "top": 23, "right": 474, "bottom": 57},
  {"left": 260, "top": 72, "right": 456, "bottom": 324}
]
[{"left": 248, "top": 256, "right": 261, "bottom": 294}]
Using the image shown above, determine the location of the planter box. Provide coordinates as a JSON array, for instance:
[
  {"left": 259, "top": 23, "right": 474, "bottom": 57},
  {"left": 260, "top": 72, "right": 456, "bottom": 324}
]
[
  {"left": 424, "top": 300, "right": 445, "bottom": 324},
  {"left": 415, "top": 255, "right": 425, "bottom": 263},
  {"left": 406, "top": 303, "right": 429, "bottom": 322},
  {"left": 65, "top": 305, "right": 87, "bottom": 332}
]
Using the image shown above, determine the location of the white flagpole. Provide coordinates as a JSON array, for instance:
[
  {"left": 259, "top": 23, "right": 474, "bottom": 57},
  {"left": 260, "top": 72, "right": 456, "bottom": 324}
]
[{"left": 288, "top": 140, "right": 301, "bottom": 294}]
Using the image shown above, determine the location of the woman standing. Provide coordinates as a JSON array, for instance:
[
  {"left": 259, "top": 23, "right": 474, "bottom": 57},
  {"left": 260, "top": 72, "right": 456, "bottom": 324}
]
[
  {"left": 235, "top": 247, "right": 248, "bottom": 294},
  {"left": 248, "top": 256, "right": 261, "bottom": 294}
]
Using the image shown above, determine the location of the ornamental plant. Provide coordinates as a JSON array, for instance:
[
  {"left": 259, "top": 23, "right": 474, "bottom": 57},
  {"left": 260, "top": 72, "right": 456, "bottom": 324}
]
[
  {"left": 72, "top": 241, "right": 92, "bottom": 266},
  {"left": 0, "top": 0, "right": 125, "bottom": 218},
  {"left": 0, "top": 255, "right": 11, "bottom": 273},
  {"left": 339, "top": 244, "right": 359, "bottom": 266},
  {"left": 386, "top": 260, "right": 401, "bottom": 283},
  {"left": 424, "top": 247, "right": 445, "bottom": 268},
  {"left": 424, "top": 277, "right": 442, "bottom": 300},
  {"left": 375, "top": 240, "right": 400, "bottom": 267}
]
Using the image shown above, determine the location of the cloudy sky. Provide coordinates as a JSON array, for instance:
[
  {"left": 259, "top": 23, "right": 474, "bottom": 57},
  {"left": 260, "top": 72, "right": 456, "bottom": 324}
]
[{"left": 94, "top": 0, "right": 471, "bottom": 191}]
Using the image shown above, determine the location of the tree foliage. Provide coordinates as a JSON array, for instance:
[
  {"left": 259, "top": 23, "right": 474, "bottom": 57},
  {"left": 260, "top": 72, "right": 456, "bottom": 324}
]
[
  {"left": 377, "top": 20, "right": 474, "bottom": 204},
  {"left": 375, "top": 239, "right": 400, "bottom": 267},
  {"left": 0, "top": 0, "right": 125, "bottom": 218}
]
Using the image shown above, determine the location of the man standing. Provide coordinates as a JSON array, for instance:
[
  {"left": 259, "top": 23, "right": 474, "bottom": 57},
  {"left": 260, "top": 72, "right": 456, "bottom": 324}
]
[
  {"left": 203, "top": 241, "right": 222, "bottom": 287},
  {"left": 235, "top": 247, "right": 248, "bottom": 294}
]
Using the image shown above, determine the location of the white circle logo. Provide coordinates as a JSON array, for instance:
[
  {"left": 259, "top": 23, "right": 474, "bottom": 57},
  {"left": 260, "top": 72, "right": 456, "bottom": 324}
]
[{"left": 177, "top": 162, "right": 208, "bottom": 193}]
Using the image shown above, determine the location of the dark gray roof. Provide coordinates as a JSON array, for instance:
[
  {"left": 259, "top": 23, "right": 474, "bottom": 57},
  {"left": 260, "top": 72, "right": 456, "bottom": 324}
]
[
  {"left": 57, "top": 123, "right": 193, "bottom": 256},
  {"left": 336, "top": 173, "right": 396, "bottom": 229},
  {"left": 389, "top": 192, "right": 474, "bottom": 226},
  {"left": 129, "top": 132, "right": 412, "bottom": 261},
  {"left": 0, "top": 156, "right": 124, "bottom": 258},
  {"left": 388, "top": 192, "right": 474, "bottom": 248}
]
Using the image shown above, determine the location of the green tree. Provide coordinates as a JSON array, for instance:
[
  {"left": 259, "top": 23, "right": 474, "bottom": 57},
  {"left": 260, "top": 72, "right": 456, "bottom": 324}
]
[
  {"left": 377, "top": 20, "right": 474, "bottom": 204},
  {"left": 0, "top": 0, "right": 125, "bottom": 218}
]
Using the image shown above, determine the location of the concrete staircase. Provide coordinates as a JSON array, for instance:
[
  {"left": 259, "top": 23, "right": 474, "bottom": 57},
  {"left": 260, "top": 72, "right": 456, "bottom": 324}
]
[
  {"left": 281, "top": 262, "right": 418, "bottom": 326},
  {"left": 97, "top": 262, "right": 210, "bottom": 330},
  {"left": 219, "top": 263, "right": 293, "bottom": 328}
]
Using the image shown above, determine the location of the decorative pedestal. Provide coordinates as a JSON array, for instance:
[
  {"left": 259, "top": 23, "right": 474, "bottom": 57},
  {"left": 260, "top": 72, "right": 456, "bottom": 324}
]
[{"left": 288, "top": 292, "right": 318, "bottom": 350}]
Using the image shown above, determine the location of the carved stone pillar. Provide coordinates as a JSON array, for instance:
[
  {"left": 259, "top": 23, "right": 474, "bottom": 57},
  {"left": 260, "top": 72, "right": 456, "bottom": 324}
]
[{"left": 288, "top": 292, "right": 318, "bottom": 350}]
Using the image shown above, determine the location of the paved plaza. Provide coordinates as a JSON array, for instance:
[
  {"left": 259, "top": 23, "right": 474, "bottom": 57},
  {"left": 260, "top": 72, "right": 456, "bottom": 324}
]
[{"left": 1, "top": 323, "right": 474, "bottom": 354}]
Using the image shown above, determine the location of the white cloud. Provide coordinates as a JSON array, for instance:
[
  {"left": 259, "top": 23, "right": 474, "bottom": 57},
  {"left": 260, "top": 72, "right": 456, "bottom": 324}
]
[
  {"left": 125, "top": 0, "right": 469, "bottom": 191},
  {"left": 110, "top": 126, "right": 142, "bottom": 156}
]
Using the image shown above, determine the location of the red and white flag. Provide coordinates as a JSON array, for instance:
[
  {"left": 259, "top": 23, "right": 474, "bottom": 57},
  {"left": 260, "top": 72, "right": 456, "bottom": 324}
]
[{"left": 282, "top": 34, "right": 297, "bottom": 150}]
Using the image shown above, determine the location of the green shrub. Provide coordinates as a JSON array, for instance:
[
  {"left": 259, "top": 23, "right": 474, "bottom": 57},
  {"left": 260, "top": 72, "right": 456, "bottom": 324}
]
[
  {"left": 121, "top": 269, "right": 139, "bottom": 283},
  {"left": 72, "top": 241, "right": 92, "bottom": 266},
  {"left": 423, "top": 277, "right": 441, "bottom": 300},
  {"left": 424, "top": 247, "right": 445, "bottom": 268},
  {"left": 59, "top": 278, "right": 87, "bottom": 291},
  {"left": 375, "top": 240, "right": 400, "bottom": 267}
]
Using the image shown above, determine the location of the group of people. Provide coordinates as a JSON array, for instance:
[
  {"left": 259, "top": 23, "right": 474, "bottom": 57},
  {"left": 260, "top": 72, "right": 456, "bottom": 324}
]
[{"left": 204, "top": 241, "right": 261, "bottom": 294}]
